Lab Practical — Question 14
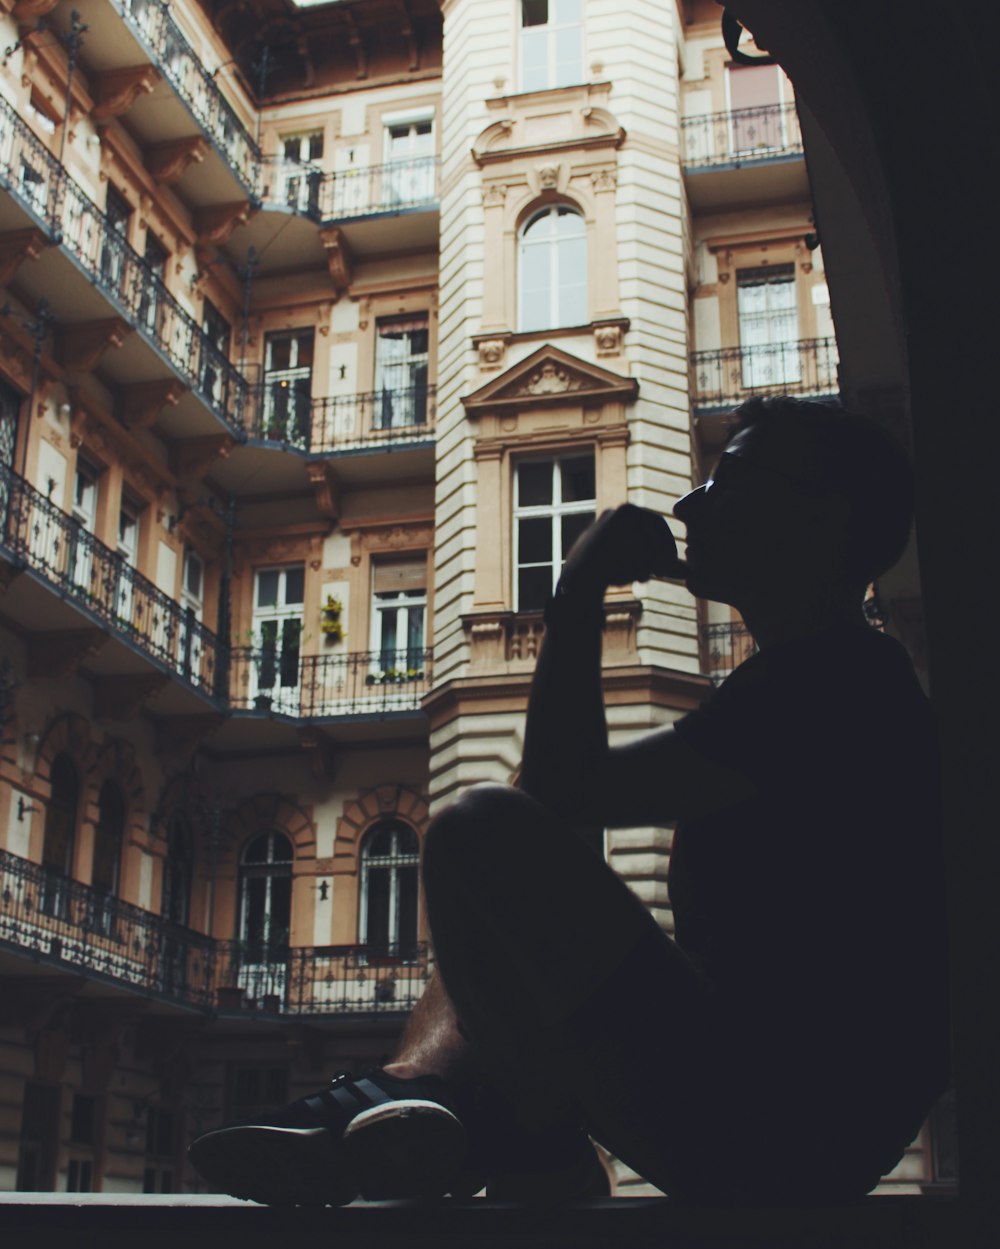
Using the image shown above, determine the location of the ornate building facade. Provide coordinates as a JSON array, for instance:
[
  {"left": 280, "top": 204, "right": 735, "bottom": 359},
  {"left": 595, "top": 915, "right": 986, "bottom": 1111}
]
[{"left": 0, "top": 0, "right": 947, "bottom": 1197}]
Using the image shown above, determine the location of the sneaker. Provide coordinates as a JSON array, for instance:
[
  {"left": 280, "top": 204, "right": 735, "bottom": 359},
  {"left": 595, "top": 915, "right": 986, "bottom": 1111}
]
[{"left": 188, "top": 1069, "right": 467, "bottom": 1206}]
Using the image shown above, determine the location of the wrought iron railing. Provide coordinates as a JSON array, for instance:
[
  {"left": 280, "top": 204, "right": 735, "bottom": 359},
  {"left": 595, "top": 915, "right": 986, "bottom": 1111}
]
[
  {"left": 121, "top": 0, "right": 259, "bottom": 195},
  {"left": 216, "top": 940, "right": 431, "bottom": 1014},
  {"left": 0, "top": 95, "right": 246, "bottom": 434},
  {"left": 0, "top": 462, "right": 221, "bottom": 697},
  {"left": 682, "top": 102, "right": 803, "bottom": 169},
  {"left": 229, "top": 648, "right": 432, "bottom": 717},
  {"left": 690, "top": 337, "right": 839, "bottom": 409},
  {"left": 0, "top": 846, "right": 218, "bottom": 1005},
  {"left": 260, "top": 155, "right": 440, "bottom": 221},
  {"left": 0, "top": 848, "right": 428, "bottom": 1014},
  {"left": 245, "top": 382, "right": 436, "bottom": 452},
  {"left": 700, "top": 621, "right": 758, "bottom": 685}
]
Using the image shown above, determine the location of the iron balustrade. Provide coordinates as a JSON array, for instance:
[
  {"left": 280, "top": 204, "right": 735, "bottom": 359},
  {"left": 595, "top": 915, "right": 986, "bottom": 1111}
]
[
  {"left": 0, "top": 847, "right": 427, "bottom": 1014},
  {"left": 216, "top": 941, "right": 431, "bottom": 1014},
  {"left": 0, "top": 95, "right": 246, "bottom": 434},
  {"left": 0, "top": 846, "right": 218, "bottom": 1006},
  {"left": 121, "top": 0, "right": 259, "bottom": 195},
  {"left": 260, "top": 155, "right": 440, "bottom": 221},
  {"left": 682, "top": 102, "right": 803, "bottom": 168},
  {"left": 245, "top": 382, "right": 436, "bottom": 452},
  {"left": 700, "top": 621, "right": 758, "bottom": 685},
  {"left": 230, "top": 648, "right": 433, "bottom": 717},
  {"left": 690, "top": 337, "right": 839, "bottom": 409},
  {"left": 0, "top": 462, "right": 221, "bottom": 697}
]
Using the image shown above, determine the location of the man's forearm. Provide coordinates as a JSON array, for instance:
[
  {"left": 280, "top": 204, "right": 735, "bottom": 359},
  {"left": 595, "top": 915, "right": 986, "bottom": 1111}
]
[{"left": 518, "top": 591, "right": 608, "bottom": 812}]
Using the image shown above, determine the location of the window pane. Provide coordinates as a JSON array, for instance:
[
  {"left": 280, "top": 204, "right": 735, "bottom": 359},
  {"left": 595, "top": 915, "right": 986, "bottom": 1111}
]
[
  {"left": 269, "top": 875, "right": 292, "bottom": 940},
  {"left": 519, "top": 565, "right": 553, "bottom": 611},
  {"left": 521, "top": 27, "right": 549, "bottom": 91},
  {"left": 268, "top": 337, "right": 291, "bottom": 371},
  {"left": 257, "top": 571, "right": 279, "bottom": 608},
  {"left": 367, "top": 825, "right": 395, "bottom": 858},
  {"left": 560, "top": 455, "right": 595, "bottom": 502},
  {"left": 557, "top": 234, "right": 588, "bottom": 326},
  {"left": 397, "top": 865, "right": 419, "bottom": 953},
  {"left": 518, "top": 461, "right": 553, "bottom": 507},
  {"left": 366, "top": 867, "right": 390, "bottom": 948},
  {"left": 562, "top": 510, "right": 595, "bottom": 558},
  {"left": 554, "top": 25, "right": 582, "bottom": 86},
  {"left": 519, "top": 516, "right": 553, "bottom": 564},
  {"left": 243, "top": 833, "right": 270, "bottom": 864},
  {"left": 407, "top": 605, "right": 425, "bottom": 654},
  {"left": 522, "top": 0, "right": 548, "bottom": 26},
  {"left": 284, "top": 567, "right": 305, "bottom": 604},
  {"left": 244, "top": 876, "right": 267, "bottom": 944}
]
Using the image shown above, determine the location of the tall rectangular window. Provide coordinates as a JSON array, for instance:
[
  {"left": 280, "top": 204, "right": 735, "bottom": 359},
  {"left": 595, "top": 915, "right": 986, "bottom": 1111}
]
[
  {"left": 16, "top": 1083, "right": 61, "bottom": 1191},
  {"left": 384, "top": 117, "right": 435, "bottom": 204},
  {"left": 177, "top": 546, "right": 204, "bottom": 679},
  {"left": 263, "top": 329, "right": 314, "bottom": 445},
  {"left": 100, "top": 187, "right": 131, "bottom": 291},
  {"left": 736, "top": 265, "right": 801, "bottom": 388},
  {"left": 252, "top": 566, "right": 305, "bottom": 711},
  {"left": 374, "top": 317, "right": 429, "bottom": 429},
  {"left": 139, "top": 233, "right": 169, "bottom": 335},
  {"left": 727, "top": 64, "right": 785, "bottom": 155},
  {"left": 514, "top": 454, "right": 596, "bottom": 611},
  {"left": 69, "top": 458, "right": 99, "bottom": 594},
  {"left": 520, "top": 0, "right": 583, "bottom": 93},
  {"left": 115, "top": 493, "right": 141, "bottom": 623},
  {"left": 371, "top": 558, "right": 427, "bottom": 676},
  {"left": 280, "top": 131, "right": 324, "bottom": 214},
  {"left": 201, "top": 298, "right": 231, "bottom": 409}
]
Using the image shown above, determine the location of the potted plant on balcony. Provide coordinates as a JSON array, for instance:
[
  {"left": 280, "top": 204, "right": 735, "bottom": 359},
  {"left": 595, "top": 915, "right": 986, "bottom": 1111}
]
[{"left": 320, "top": 596, "right": 344, "bottom": 644}]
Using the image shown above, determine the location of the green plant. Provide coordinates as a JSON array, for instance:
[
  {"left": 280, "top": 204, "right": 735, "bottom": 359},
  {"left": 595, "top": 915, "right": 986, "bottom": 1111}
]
[{"left": 320, "top": 595, "right": 344, "bottom": 643}]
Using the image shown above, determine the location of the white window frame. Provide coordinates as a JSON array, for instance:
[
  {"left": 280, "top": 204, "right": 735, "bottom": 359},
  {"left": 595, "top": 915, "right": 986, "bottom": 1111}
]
[
  {"left": 278, "top": 130, "right": 324, "bottom": 213},
  {"left": 250, "top": 566, "right": 305, "bottom": 712},
  {"left": 262, "top": 329, "right": 314, "bottom": 443},
  {"left": 358, "top": 821, "right": 421, "bottom": 958},
  {"left": 176, "top": 546, "right": 205, "bottom": 680},
  {"left": 518, "top": 205, "right": 588, "bottom": 332},
  {"left": 237, "top": 831, "right": 293, "bottom": 1001},
  {"left": 69, "top": 459, "right": 98, "bottom": 594},
  {"left": 519, "top": 0, "right": 584, "bottom": 93},
  {"left": 736, "top": 265, "right": 802, "bottom": 389},
  {"left": 723, "top": 63, "right": 788, "bottom": 156},
  {"left": 513, "top": 453, "right": 597, "bottom": 611},
  {"left": 115, "top": 494, "right": 141, "bottom": 624},
  {"left": 381, "top": 109, "right": 436, "bottom": 205}
]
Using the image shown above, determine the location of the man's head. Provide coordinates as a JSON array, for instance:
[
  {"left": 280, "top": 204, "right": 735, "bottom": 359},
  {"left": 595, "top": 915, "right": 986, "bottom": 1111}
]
[{"left": 673, "top": 396, "right": 914, "bottom": 608}]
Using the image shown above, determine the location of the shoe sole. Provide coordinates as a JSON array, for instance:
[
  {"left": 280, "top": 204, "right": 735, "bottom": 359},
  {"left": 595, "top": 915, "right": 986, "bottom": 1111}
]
[
  {"left": 344, "top": 1099, "right": 467, "bottom": 1200},
  {"left": 188, "top": 1125, "right": 358, "bottom": 1207}
]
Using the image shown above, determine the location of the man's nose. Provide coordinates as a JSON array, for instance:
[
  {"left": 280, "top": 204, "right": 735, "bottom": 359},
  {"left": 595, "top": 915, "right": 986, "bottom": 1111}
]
[{"left": 673, "top": 483, "right": 707, "bottom": 520}]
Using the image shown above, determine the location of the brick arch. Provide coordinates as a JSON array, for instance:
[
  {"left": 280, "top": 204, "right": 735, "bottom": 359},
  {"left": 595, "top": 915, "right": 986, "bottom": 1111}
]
[
  {"left": 230, "top": 793, "right": 317, "bottom": 861},
  {"left": 34, "top": 712, "right": 94, "bottom": 793},
  {"left": 87, "top": 736, "right": 147, "bottom": 847},
  {"left": 333, "top": 785, "right": 429, "bottom": 871}
]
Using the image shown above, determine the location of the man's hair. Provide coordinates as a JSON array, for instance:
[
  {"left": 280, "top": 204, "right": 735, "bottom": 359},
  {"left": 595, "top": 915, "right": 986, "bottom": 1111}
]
[{"left": 727, "top": 396, "right": 914, "bottom": 584}]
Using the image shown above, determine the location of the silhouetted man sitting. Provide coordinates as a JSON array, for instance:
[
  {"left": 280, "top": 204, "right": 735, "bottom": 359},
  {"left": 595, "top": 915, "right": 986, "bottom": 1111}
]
[{"left": 190, "top": 396, "right": 949, "bottom": 1206}]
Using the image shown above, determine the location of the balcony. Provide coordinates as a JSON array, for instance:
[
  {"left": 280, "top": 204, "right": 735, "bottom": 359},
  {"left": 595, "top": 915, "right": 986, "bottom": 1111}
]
[
  {"left": 245, "top": 383, "right": 437, "bottom": 456},
  {"left": 0, "top": 847, "right": 428, "bottom": 1016},
  {"left": 229, "top": 648, "right": 432, "bottom": 719},
  {"left": 681, "top": 103, "right": 808, "bottom": 210},
  {"left": 50, "top": 0, "right": 260, "bottom": 204},
  {"left": 0, "top": 97, "right": 247, "bottom": 440},
  {"left": 245, "top": 155, "right": 441, "bottom": 264},
  {"left": 690, "top": 338, "right": 839, "bottom": 450},
  {"left": 0, "top": 462, "right": 221, "bottom": 710}
]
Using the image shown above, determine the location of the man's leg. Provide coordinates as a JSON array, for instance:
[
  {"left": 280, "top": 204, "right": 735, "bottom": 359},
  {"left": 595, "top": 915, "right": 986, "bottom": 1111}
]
[{"left": 420, "top": 783, "right": 714, "bottom": 1191}]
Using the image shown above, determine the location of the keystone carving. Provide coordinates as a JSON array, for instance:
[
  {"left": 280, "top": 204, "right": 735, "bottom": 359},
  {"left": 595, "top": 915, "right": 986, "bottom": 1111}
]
[
  {"left": 145, "top": 136, "right": 209, "bottom": 185},
  {"left": 91, "top": 65, "right": 160, "bottom": 120}
]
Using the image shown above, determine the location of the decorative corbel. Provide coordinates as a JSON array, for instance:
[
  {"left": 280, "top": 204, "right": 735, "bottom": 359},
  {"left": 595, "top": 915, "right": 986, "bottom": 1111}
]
[
  {"left": 0, "top": 227, "right": 49, "bottom": 287},
  {"left": 307, "top": 461, "right": 340, "bottom": 520},
  {"left": 58, "top": 318, "right": 132, "bottom": 372},
  {"left": 145, "top": 136, "right": 209, "bottom": 186},
  {"left": 320, "top": 227, "right": 353, "bottom": 293},
  {"left": 119, "top": 378, "right": 185, "bottom": 431},
  {"left": 91, "top": 64, "right": 160, "bottom": 120},
  {"left": 194, "top": 201, "right": 252, "bottom": 248}
]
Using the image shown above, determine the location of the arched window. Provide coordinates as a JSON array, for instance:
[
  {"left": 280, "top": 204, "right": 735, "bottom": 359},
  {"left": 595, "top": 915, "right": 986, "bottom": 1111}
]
[
  {"left": 92, "top": 780, "right": 125, "bottom": 897},
  {"left": 359, "top": 821, "right": 420, "bottom": 958},
  {"left": 518, "top": 205, "right": 587, "bottom": 333},
  {"left": 239, "top": 831, "right": 293, "bottom": 962},
  {"left": 162, "top": 809, "right": 194, "bottom": 929},
  {"left": 40, "top": 753, "right": 79, "bottom": 917}
]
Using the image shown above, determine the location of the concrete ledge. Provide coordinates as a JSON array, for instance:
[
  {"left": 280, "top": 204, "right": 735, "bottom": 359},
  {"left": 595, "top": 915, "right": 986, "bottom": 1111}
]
[{"left": 0, "top": 1193, "right": 966, "bottom": 1247}]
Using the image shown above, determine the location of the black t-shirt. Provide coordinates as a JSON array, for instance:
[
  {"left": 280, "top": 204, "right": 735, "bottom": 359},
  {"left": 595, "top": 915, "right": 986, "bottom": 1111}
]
[{"left": 670, "top": 626, "right": 950, "bottom": 1118}]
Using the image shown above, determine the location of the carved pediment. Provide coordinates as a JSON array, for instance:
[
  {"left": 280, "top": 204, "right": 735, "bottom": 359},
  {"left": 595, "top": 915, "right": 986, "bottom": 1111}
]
[{"left": 462, "top": 344, "right": 638, "bottom": 416}]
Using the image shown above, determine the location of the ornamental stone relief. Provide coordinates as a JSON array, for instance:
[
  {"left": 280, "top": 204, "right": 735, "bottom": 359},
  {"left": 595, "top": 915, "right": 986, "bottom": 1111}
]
[{"left": 517, "top": 362, "right": 585, "bottom": 396}]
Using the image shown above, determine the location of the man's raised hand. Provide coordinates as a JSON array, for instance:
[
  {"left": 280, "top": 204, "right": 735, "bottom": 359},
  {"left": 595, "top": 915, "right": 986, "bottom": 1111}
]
[{"left": 557, "top": 504, "right": 684, "bottom": 601}]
